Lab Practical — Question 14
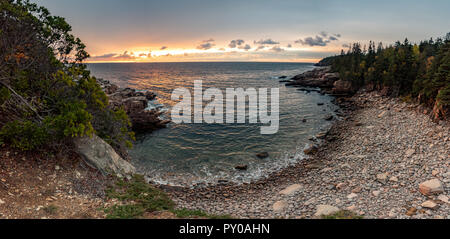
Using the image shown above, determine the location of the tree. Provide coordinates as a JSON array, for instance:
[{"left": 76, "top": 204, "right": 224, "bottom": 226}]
[{"left": 0, "top": 0, "right": 134, "bottom": 154}]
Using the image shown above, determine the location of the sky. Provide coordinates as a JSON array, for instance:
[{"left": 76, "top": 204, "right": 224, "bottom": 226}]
[{"left": 35, "top": 0, "right": 450, "bottom": 63}]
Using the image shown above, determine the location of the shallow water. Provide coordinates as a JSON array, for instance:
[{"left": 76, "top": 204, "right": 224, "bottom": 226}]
[{"left": 87, "top": 62, "right": 338, "bottom": 186}]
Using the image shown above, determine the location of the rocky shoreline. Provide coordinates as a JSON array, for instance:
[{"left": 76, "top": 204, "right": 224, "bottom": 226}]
[{"left": 166, "top": 72, "right": 449, "bottom": 218}]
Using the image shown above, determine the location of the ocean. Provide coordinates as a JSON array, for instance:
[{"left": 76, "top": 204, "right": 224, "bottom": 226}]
[{"left": 87, "top": 62, "right": 338, "bottom": 186}]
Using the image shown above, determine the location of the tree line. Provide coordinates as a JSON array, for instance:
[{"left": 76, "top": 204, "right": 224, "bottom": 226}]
[{"left": 318, "top": 33, "right": 450, "bottom": 119}]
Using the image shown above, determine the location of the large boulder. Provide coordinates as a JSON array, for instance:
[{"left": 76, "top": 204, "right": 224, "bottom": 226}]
[
  {"left": 332, "top": 80, "right": 354, "bottom": 95},
  {"left": 73, "top": 134, "right": 136, "bottom": 176},
  {"left": 419, "top": 179, "right": 444, "bottom": 196}
]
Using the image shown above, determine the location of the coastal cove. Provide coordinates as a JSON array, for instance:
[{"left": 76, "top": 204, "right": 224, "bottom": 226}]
[{"left": 88, "top": 62, "right": 340, "bottom": 186}]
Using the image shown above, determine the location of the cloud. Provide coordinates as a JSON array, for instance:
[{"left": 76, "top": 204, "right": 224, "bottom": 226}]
[
  {"left": 270, "top": 46, "right": 284, "bottom": 52},
  {"left": 255, "top": 45, "right": 266, "bottom": 51},
  {"left": 89, "top": 53, "right": 118, "bottom": 60},
  {"left": 238, "top": 44, "right": 251, "bottom": 51},
  {"left": 295, "top": 32, "right": 341, "bottom": 47},
  {"left": 196, "top": 39, "right": 216, "bottom": 50},
  {"left": 286, "top": 44, "right": 292, "bottom": 48},
  {"left": 114, "top": 51, "right": 136, "bottom": 60},
  {"left": 228, "top": 39, "right": 245, "bottom": 48},
  {"left": 342, "top": 43, "right": 350, "bottom": 48},
  {"left": 254, "top": 38, "right": 280, "bottom": 45},
  {"left": 328, "top": 36, "right": 338, "bottom": 41},
  {"left": 160, "top": 46, "right": 168, "bottom": 50}
]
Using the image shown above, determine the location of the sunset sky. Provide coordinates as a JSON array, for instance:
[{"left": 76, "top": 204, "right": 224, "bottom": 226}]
[{"left": 36, "top": 0, "right": 450, "bottom": 63}]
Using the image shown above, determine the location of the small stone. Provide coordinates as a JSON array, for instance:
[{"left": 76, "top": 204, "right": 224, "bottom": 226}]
[
  {"left": 314, "top": 205, "right": 340, "bottom": 217},
  {"left": 405, "top": 207, "right": 417, "bottom": 216},
  {"left": 376, "top": 173, "right": 389, "bottom": 183},
  {"left": 304, "top": 146, "right": 318, "bottom": 155},
  {"left": 372, "top": 190, "right": 381, "bottom": 197},
  {"left": 437, "top": 195, "right": 449, "bottom": 204},
  {"left": 419, "top": 179, "right": 444, "bottom": 196},
  {"left": 347, "top": 205, "right": 357, "bottom": 211},
  {"left": 272, "top": 200, "right": 287, "bottom": 212},
  {"left": 324, "top": 115, "right": 334, "bottom": 121},
  {"left": 256, "top": 152, "right": 269, "bottom": 159},
  {"left": 0, "top": 199, "right": 5, "bottom": 205},
  {"left": 234, "top": 165, "right": 248, "bottom": 171},
  {"left": 405, "top": 149, "right": 415, "bottom": 158},
  {"left": 432, "top": 170, "right": 439, "bottom": 176},
  {"left": 389, "top": 176, "right": 398, "bottom": 182},
  {"left": 347, "top": 193, "right": 358, "bottom": 200},
  {"left": 336, "top": 183, "right": 346, "bottom": 190},
  {"left": 55, "top": 165, "right": 60, "bottom": 170},
  {"left": 279, "top": 184, "right": 302, "bottom": 196},
  {"left": 421, "top": 200, "right": 439, "bottom": 210},
  {"left": 378, "top": 111, "right": 387, "bottom": 118}
]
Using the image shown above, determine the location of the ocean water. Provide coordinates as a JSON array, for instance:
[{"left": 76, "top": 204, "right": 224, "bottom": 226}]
[{"left": 87, "top": 62, "right": 338, "bottom": 186}]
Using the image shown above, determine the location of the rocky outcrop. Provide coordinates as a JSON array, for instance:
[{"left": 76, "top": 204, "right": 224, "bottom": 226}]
[
  {"left": 73, "top": 134, "right": 136, "bottom": 176},
  {"left": 286, "top": 67, "right": 338, "bottom": 88},
  {"left": 282, "top": 67, "right": 355, "bottom": 97},
  {"left": 97, "top": 79, "right": 170, "bottom": 133}
]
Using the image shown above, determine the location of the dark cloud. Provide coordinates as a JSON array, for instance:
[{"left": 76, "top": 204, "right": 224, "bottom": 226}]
[
  {"left": 342, "top": 43, "right": 350, "bottom": 48},
  {"left": 270, "top": 46, "right": 284, "bottom": 52},
  {"left": 238, "top": 44, "right": 251, "bottom": 51},
  {"left": 228, "top": 39, "right": 245, "bottom": 48},
  {"left": 286, "top": 44, "right": 292, "bottom": 48},
  {"left": 160, "top": 46, "right": 168, "bottom": 50},
  {"left": 295, "top": 32, "right": 341, "bottom": 47},
  {"left": 196, "top": 39, "right": 216, "bottom": 50},
  {"left": 115, "top": 51, "right": 135, "bottom": 60},
  {"left": 254, "top": 38, "right": 280, "bottom": 45},
  {"left": 328, "top": 36, "right": 338, "bottom": 41},
  {"left": 89, "top": 53, "right": 118, "bottom": 60}
]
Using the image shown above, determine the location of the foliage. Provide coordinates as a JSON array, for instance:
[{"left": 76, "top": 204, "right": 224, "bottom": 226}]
[
  {"left": 320, "top": 33, "right": 450, "bottom": 118},
  {"left": 42, "top": 205, "right": 58, "bottom": 215},
  {"left": 0, "top": 0, "right": 134, "bottom": 153}
]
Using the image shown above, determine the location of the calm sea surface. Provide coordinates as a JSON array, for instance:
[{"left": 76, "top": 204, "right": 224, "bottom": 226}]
[{"left": 87, "top": 62, "right": 338, "bottom": 186}]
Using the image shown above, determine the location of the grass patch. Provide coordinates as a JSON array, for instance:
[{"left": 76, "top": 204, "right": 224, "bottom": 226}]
[
  {"left": 104, "top": 174, "right": 174, "bottom": 219},
  {"left": 321, "top": 210, "right": 363, "bottom": 219},
  {"left": 42, "top": 205, "right": 58, "bottom": 215},
  {"left": 171, "top": 208, "right": 233, "bottom": 219}
]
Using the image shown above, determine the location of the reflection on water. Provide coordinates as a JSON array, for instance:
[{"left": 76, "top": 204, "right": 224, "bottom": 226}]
[{"left": 87, "top": 62, "right": 338, "bottom": 186}]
